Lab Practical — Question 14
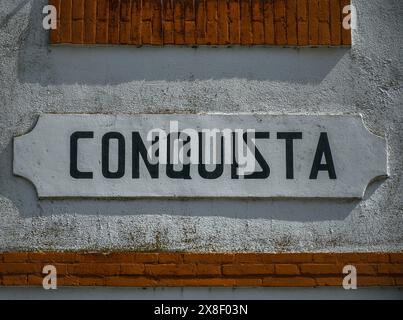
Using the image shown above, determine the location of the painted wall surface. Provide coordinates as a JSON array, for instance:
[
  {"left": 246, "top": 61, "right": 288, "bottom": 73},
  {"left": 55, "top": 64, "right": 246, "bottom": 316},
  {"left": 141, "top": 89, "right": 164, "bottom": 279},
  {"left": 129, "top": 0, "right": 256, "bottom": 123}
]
[{"left": 0, "top": 0, "right": 402, "bottom": 252}]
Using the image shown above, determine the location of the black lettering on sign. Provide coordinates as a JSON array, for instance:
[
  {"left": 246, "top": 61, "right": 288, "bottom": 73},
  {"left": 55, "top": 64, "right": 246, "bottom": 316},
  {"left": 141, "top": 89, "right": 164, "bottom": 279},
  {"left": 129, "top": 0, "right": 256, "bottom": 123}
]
[
  {"left": 277, "top": 132, "right": 303, "bottom": 179},
  {"left": 166, "top": 133, "right": 191, "bottom": 179},
  {"left": 132, "top": 132, "right": 159, "bottom": 179},
  {"left": 309, "top": 132, "right": 337, "bottom": 180},
  {"left": 70, "top": 131, "right": 94, "bottom": 179},
  {"left": 244, "top": 132, "right": 270, "bottom": 179},
  {"left": 102, "top": 132, "right": 125, "bottom": 179},
  {"left": 198, "top": 132, "right": 224, "bottom": 179}
]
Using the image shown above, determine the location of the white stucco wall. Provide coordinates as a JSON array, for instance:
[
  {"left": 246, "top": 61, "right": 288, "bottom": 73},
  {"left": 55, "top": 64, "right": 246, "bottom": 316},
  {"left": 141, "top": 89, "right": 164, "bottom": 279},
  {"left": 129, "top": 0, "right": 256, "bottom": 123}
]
[{"left": 0, "top": 0, "right": 402, "bottom": 252}]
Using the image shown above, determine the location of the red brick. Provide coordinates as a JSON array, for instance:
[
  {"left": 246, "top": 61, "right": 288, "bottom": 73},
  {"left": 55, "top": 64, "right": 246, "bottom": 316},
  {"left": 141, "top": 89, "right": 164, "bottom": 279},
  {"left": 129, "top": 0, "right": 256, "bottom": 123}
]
[
  {"left": 286, "top": 0, "right": 298, "bottom": 45},
  {"left": 222, "top": 264, "right": 274, "bottom": 276},
  {"left": 162, "top": 0, "right": 174, "bottom": 44},
  {"left": 337, "top": 253, "right": 389, "bottom": 263},
  {"left": 260, "top": 253, "right": 313, "bottom": 264},
  {"left": 358, "top": 276, "right": 395, "bottom": 287},
  {"left": 0, "top": 263, "right": 41, "bottom": 274},
  {"left": 96, "top": 0, "right": 109, "bottom": 43},
  {"left": 131, "top": 0, "right": 142, "bottom": 45},
  {"left": 275, "top": 264, "right": 300, "bottom": 275},
  {"left": 229, "top": 0, "right": 240, "bottom": 44},
  {"left": 3, "top": 252, "right": 28, "bottom": 262},
  {"left": 355, "top": 264, "right": 378, "bottom": 276},
  {"left": 315, "top": 277, "right": 342, "bottom": 286},
  {"left": 297, "top": 0, "right": 309, "bottom": 45},
  {"left": 308, "top": 0, "right": 319, "bottom": 45},
  {"left": 84, "top": 0, "right": 97, "bottom": 43},
  {"left": 195, "top": 264, "right": 221, "bottom": 276},
  {"left": 183, "top": 253, "right": 234, "bottom": 264},
  {"left": 234, "top": 278, "right": 263, "bottom": 286},
  {"left": 263, "top": 0, "right": 274, "bottom": 44},
  {"left": 151, "top": 0, "right": 163, "bottom": 45},
  {"left": 120, "top": 263, "right": 145, "bottom": 275},
  {"left": 109, "top": 0, "right": 121, "bottom": 44},
  {"left": 2, "top": 275, "right": 27, "bottom": 286},
  {"left": 330, "top": 0, "right": 341, "bottom": 45},
  {"left": 67, "top": 263, "right": 121, "bottom": 276},
  {"left": 49, "top": 0, "right": 61, "bottom": 44},
  {"left": 196, "top": 0, "right": 207, "bottom": 44},
  {"left": 158, "top": 253, "right": 183, "bottom": 263},
  {"left": 300, "top": 263, "right": 342, "bottom": 275},
  {"left": 377, "top": 264, "right": 403, "bottom": 275},
  {"left": 263, "top": 277, "right": 316, "bottom": 287},
  {"left": 28, "top": 275, "right": 43, "bottom": 286},
  {"left": 58, "top": 276, "right": 80, "bottom": 286},
  {"left": 184, "top": 0, "right": 196, "bottom": 44},
  {"left": 120, "top": 0, "right": 132, "bottom": 44},
  {"left": 240, "top": 0, "right": 252, "bottom": 45},
  {"left": 318, "top": 0, "right": 331, "bottom": 45},
  {"left": 105, "top": 276, "right": 156, "bottom": 286},
  {"left": 206, "top": 0, "right": 218, "bottom": 44},
  {"left": 28, "top": 252, "right": 77, "bottom": 263},
  {"left": 78, "top": 277, "right": 106, "bottom": 286},
  {"left": 312, "top": 253, "right": 338, "bottom": 263},
  {"left": 341, "top": 0, "right": 352, "bottom": 45},
  {"left": 145, "top": 264, "right": 196, "bottom": 276},
  {"left": 180, "top": 278, "right": 236, "bottom": 287},
  {"left": 217, "top": 0, "right": 229, "bottom": 45},
  {"left": 394, "top": 277, "right": 403, "bottom": 286},
  {"left": 60, "top": 0, "right": 72, "bottom": 43},
  {"left": 390, "top": 253, "right": 403, "bottom": 263},
  {"left": 173, "top": 0, "right": 184, "bottom": 44},
  {"left": 274, "top": 0, "right": 287, "bottom": 45}
]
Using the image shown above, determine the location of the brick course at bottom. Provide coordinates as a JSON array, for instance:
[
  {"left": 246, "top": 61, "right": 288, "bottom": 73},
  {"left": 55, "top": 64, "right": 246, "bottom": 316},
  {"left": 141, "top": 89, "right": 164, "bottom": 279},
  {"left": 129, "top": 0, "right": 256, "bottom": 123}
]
[{"left": 0, "top": 252, "right": 402, "bottom": 287}]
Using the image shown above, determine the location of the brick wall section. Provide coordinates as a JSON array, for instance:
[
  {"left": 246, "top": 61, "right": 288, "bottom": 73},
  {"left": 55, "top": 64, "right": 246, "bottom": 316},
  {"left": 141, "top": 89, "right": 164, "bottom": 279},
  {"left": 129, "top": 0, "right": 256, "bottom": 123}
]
[
  {"left": 0, "top": 252, "right": 402, "bottom": 287},
  {"left": 49, "top": 0, "right": 351, "bottom": 46}
]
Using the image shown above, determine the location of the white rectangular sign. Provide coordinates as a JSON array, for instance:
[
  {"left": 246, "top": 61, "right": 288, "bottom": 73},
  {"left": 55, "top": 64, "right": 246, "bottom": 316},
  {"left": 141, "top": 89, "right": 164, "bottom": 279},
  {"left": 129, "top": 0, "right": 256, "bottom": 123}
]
[{"left": 13, "top": 114, "right": 387, "bottom": 198}]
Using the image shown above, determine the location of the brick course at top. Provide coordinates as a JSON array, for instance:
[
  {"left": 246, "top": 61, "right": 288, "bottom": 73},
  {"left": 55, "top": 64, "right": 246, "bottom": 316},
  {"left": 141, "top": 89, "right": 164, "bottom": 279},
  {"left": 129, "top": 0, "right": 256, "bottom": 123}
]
[{"left": 49, "top": 0, "right": 351, "bottom": 46}]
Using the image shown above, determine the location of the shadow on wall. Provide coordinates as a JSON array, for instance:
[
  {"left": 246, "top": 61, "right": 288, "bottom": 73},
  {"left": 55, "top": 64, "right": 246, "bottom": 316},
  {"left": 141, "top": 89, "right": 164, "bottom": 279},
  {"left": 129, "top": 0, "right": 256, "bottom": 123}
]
[
  {"left": 16, "top": 0, "right": 349, "bottom": 84},
  {"left": 0, "top": 140, "right": 384, "bottom": 221}
]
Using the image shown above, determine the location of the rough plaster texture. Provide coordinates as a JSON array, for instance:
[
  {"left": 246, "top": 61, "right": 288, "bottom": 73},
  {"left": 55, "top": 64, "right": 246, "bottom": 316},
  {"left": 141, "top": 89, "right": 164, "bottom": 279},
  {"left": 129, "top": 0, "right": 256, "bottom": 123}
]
[{"left": 0, "top": 0, "right": 402, "bottom": 252}]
